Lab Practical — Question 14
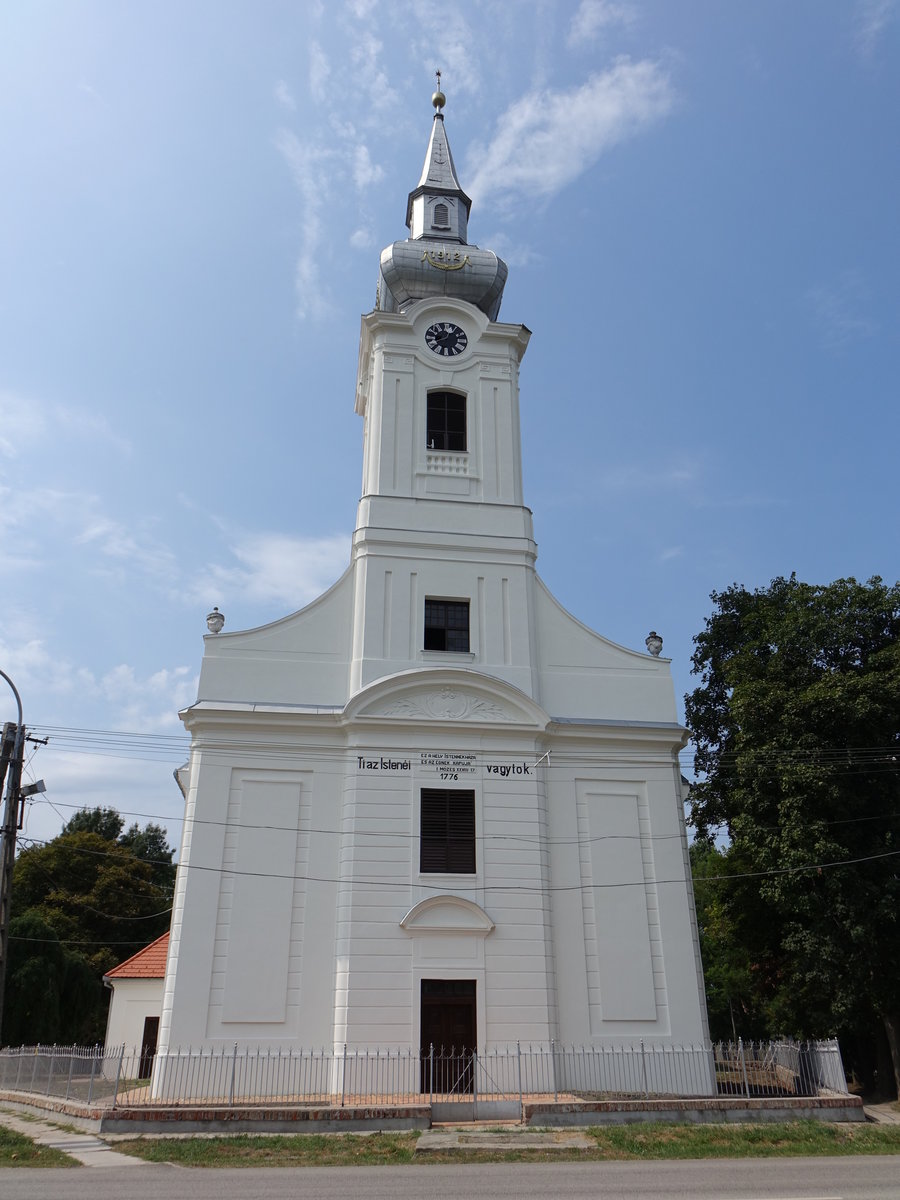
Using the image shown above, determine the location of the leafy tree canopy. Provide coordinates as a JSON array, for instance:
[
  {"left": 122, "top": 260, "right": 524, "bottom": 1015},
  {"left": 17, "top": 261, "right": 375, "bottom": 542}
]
[
  {"left": 4, "top": 809, "right": 177, "bottom": 1045},
  {"left": 61, "top": 806, "right": 124, "bottom": 841},
  {"left": 685, "top": 575, "right": 900, "bottom": 1095}
]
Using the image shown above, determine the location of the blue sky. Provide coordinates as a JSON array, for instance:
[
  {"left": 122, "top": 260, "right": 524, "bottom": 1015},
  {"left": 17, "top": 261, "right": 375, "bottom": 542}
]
[{"left": 0, "top": 1, "right": 897, "bottom": 853}]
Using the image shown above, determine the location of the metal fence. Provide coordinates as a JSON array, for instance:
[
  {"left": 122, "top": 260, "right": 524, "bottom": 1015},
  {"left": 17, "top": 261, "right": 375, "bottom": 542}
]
[{"left": 0, "top": 1038, "right": 847, "bottom": 1111}]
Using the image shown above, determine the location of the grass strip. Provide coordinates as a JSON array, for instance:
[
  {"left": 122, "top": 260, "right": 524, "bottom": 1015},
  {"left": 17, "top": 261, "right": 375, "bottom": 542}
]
[
  {"left": 114, "top": 1121, "right": 900, "bottom": 1167},
  {"left": 0, "top": 1125, "right": 79, "bottom": 1168},
  {"left": 116, "top": 1131, "right": 420, "bottom": 1166},
  {"left": 588, "top": 1120, "right": 900, "bottom": 1159}
]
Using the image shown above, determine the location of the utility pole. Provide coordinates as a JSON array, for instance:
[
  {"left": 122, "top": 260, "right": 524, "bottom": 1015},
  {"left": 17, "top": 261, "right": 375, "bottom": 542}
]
[{"left": 0, "top": 670, "right": 25, "bottom": 1043}]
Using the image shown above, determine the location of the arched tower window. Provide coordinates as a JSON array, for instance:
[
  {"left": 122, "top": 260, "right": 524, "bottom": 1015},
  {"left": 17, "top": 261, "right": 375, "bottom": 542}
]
[
  {"left": 427, "top": 390, "right": 466, "bottom": 452},
  {"left": 432, "top": 202, "right": 449, "bottom": 228}
]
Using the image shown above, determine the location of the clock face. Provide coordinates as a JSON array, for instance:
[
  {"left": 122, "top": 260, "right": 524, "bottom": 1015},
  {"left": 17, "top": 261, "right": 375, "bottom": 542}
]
[{"left": 425, "top": 322, "right": 468, "bottom": 357}]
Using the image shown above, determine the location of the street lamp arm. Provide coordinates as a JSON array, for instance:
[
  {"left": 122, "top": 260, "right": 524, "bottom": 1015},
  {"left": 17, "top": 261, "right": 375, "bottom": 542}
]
[{"left": 0, "top": 669, "right": 23, "bottom": 728}]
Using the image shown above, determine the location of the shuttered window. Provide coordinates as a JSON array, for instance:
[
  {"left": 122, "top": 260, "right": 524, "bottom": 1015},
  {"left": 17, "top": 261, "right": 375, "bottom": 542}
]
[
  {"left": 432, "top": 202, "right": 449, "bottom": 227},
  {"left": 420, "top": 789, "right": 476, "bottom": 874}
]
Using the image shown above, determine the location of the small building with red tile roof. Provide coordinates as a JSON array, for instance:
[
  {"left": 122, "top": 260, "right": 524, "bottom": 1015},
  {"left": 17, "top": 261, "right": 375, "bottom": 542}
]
[{"left": 103, "top": 932, "right": 169, "bottom": 1062}]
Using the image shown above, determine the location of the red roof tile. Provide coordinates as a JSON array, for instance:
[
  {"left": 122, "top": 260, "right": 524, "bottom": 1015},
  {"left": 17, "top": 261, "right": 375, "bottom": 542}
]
[{"left": 104, "top": 932, "right": 169, "bottom": 980}]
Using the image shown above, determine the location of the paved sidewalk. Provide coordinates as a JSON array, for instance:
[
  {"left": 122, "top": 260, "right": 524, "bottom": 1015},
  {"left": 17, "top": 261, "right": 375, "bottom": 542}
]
[
  {"left": 0, "top": 1108, "right": 148, "bottom": 1167},
  {"left": 416, "top": 1124, "right": 593, "bottom": 1153},
  {"left": 863, "top": 1101, "right": 900, "bottom": 1125}
]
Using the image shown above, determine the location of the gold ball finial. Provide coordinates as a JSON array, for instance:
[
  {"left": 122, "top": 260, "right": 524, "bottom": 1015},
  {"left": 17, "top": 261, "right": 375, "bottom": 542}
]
[{"left": 432, "top": 68, "right": 445, "bottom": 111}]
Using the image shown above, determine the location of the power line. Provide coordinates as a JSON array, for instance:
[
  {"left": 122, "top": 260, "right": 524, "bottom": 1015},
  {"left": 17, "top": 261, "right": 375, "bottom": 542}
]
[
  {"left": 27, "top": 722, "right": 900, "bottom": 771},
  {"left": 16, "top": 831, "right": 900, "bottom": 893},
  {"left": 25, "top": 793, "right": 900, "bottom": 846}
]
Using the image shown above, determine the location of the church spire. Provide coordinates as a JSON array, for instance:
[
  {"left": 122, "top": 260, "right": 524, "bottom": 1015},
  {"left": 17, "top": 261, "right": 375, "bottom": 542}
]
[
  {"left": 377, "top": 78, "right": 508, "bottom": 321},
  {"left": 405, "top": 75, "right": 472, "bottom": 243}
]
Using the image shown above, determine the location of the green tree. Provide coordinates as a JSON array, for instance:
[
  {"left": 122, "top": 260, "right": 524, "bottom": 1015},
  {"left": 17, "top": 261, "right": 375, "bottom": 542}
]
[
  {"left": 1, "top": 912, "right": 97, "bottom": 1045},
  {"left": 685, "top": 575, "right": 900, "bottom": 1096},
  {"left": 61, "top": 806, "right": 124, "bottom": 841},
  {"left": 689, "top": 840, "right": 769, "bottom": 1041},
  {"left": 118, "top": 821, "right": 175, "bottom": 889},
  {"left": 3, "top": 810, "right": 176, "bottom": 1044}
]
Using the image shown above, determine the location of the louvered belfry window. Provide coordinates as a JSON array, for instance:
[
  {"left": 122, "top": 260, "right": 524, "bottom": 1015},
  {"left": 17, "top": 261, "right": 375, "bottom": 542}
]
[
  {"left": 420, "top": 789, "right": 476, "bottom": 873},
  {"left": 433, "top": 202, "right": 449, "bottom": 227}
]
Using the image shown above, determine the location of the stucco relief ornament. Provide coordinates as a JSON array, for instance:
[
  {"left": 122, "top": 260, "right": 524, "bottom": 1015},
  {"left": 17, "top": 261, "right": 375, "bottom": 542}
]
[
  {"left": 435, "top": 686, "right": 467, "bottom": 718},
  {"left": 381, "top": 687, "right": 515, "bottom": 722}
]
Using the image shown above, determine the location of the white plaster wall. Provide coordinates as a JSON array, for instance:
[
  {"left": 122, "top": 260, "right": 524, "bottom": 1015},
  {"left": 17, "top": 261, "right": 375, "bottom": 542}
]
[
  {"left": 164, "top": 284, "right": 711, "bottom": 1061},
  {"left": 334, "top": 723, "right": 559, "bottom": 1050},
  {"left": 161, "top": 728, "right": 343, "bottom": 1049},
  {"left": 196, "top": 568, "right": 354, "bottom": 706},
  {"left": 533, "top": 577, "right": 679, "bottom": 722},
  {"left": 547, "top": 737, "right": 708, "bottom": 1047},
  {"left": 104, "top": 978, "right": 163, "bottom": 1052}
]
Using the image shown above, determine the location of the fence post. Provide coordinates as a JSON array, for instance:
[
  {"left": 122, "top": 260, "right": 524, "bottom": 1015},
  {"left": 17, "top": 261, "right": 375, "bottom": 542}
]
[
  {"left": 340, "top": 1043, "right": 347, "bottom": 1108},
  {"left": 640, "top": 1041, "right": 648, "bottom": 1099},
  {"left": 87, "top": 1048, "right": 97, "bottom": 1105},
  {"left": 738, "top": 1037, "right": 751, "bottom": 1100},
  {"left": 517, "top": 1040, "right": 523, "bottom": 1123},
  {"left": 46, "top": 1044, "right": 56, "bottom": 1095},
  {"left": 112, "top": 1043, "right": 126, "bottom": 1109},
  {"left": 551, "top": 1039, "right": 558, "bottom": 1103},
  {"left": 472, "top": 1048, "right": 478, "bottom": 1118},
  {"left": 229, "top": 1042, "right": 238, "bottom": 1107},
  {"left": 429, "top": 1043, "right": 434, "bottom": 1106},
  {"left": 65, "top": 1049, "right": 75, "bottom": 1101}
]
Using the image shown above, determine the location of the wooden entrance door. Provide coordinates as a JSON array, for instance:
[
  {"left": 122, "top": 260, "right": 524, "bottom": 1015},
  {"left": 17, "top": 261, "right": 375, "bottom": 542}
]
[
  {"left": 420, "top": 979, "right": 476, "bottom": 1095},
  {"left": 139, "top": 1016, "right": 159, "bottom": 1079}
]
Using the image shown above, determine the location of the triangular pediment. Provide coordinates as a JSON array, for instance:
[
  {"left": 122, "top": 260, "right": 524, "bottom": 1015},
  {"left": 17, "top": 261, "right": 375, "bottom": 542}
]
[
  {"left": 400, "top": 895, "right": 494, "bottom": 936},
  {"left": 344, "top": 668, "right": 549, "bottom": 729}
]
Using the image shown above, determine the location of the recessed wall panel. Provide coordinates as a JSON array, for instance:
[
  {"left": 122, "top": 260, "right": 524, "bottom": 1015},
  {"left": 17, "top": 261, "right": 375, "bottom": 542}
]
[
  {"left": 221, "top": 776, "right": 302, "bottom": 1023},
  {"left": 578, "top": 784, "right": 657, "bottom": 1023}
]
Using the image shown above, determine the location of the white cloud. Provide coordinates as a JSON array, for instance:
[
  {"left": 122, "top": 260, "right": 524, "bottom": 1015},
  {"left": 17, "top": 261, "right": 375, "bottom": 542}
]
[
  {"left": 350, "top": 227, "right": 374, "bottom": 249},
  {"left": 855, "top": 0, "right": 896, "bottom": 55},
  {"left": 567, "top": 0, "right": 635, "bottom": 48},
  {"left": 353, "top": 143, "right": 384, "bottom": 190},
  {"left": 0, "top": 485, "right": 176, "bottom": 583},
  {"left": 99, "top": 663, "right": 197, "bottom": 728},
  {"left": 309, "top": 41, "right": 330, "bottom": 104},
  {"left": 0, "top": 636, "right": 94, "bottom": 701},
  {"left": 274, "top": 79, "right": 297, "bottom": 111},
  {"left": 0, "top": 391, "right": 131, "bottom": 458},
  {"left": 349, "top": 32, "right": 396, "bottom": 112},
  {"left": 466, "top": 60, "right": 675, "bottom": 210},
  {"left": 0, "top": 633, "right": 195, "bottom": 731},
  {"left": 481, "top": 232, "right": 541, "bottom": 269},
  {"left": 408, "top": 2, "right": 482, "bottom": 98},
  {"left": 53, "top": 406, "right": 132, "bottom": 456},
  {"left": 274, "top": 129, "right": 337, "bottom": 320},
  {"left": 20, "top": 749, "right": 189, "bottom": 851},
  {"left": 806, "top": 272, "right": 878, "bottom": 348},
  {"left": 659, "top": 546, "right": 684, "bottom": 562},
  {"left": 187, "top": 531, "right": 350, "bottom": 611},
  {"left": 0, "top": 391, "right": 46, "bottom": 456},
  {"left": 600, "top": 462, "right": 696, "bottom": 493}
]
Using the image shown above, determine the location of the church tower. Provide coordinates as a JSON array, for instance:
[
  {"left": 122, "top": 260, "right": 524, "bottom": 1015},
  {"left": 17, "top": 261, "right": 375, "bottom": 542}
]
[
  {"left": 350, "top": 83, "right": 536, "bottom": 701},
  {"left": 156, "top": 87, "right": 709, "bottom": 1083}
]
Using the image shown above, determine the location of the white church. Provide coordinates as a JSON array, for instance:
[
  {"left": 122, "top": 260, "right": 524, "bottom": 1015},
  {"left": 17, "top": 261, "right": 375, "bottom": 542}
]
[{"left": 156, "top": 87, "right": 709, "bottom": 1074}]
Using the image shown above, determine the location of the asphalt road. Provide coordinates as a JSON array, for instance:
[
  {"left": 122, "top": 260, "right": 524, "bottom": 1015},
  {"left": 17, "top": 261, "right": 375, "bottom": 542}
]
[{"left": 2, "top": 1158, "right": 899, "bottom": 1200}]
